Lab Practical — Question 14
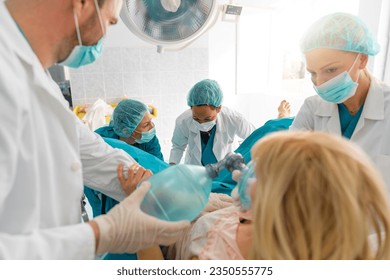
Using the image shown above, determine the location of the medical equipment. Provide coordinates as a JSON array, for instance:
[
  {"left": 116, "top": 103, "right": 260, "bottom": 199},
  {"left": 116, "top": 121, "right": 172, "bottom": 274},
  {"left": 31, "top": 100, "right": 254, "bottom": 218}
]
[
  {"left": 120, "top": 0, "right": 222, "bottom": 53},
  {"left": 313, "top": 53, "right": 361, "bottom": 104},
  {"left": 133, "top": 126, "right": 156, "bottom": 144},
  {"left": 208, "top": 152, "right": 254, "bottom": 210},
  {"left": 139, "top": 152, "right": 245, "bottom": 222},
  {"left": 235, "top": 161, "right": 254, "bottom": 210},
  {"left": 206, "top": 152, "right": 246, "bottom": 177},
  {"left": 139, "top": 164, "right": 215, "bottom": 222}
]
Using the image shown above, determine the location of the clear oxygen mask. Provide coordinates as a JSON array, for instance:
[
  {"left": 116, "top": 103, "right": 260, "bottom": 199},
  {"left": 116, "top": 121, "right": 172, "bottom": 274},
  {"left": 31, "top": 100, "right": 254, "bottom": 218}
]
[{"left": 138, "top": 152, "right": 253, "bottom": 222}]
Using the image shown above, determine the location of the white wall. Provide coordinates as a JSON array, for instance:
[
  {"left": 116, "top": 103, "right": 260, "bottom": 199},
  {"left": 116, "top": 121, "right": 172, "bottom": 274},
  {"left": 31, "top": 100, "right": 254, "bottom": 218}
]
[
  {"left": 359, "top": 0, "right": 390, "bottom": 82},
  {"left": 208, "top": 0, "right": 361, "bottom": 127},
  {"left": 70, "top": 20, "right": 209, "bottom": 161},
  {"left": 71, "top": 0, "right": 379, "bottom": 160}
]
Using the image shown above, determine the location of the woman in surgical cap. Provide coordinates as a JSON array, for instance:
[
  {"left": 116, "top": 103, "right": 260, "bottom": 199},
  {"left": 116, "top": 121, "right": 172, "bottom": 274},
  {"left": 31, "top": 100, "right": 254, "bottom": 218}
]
[
  {"left": 290, "top": 13, "right": 390, "bottom": 197},
  {"left": 85, "top": 98, "right": 163, "bottom": 260},
  {"left": 169, "top": 79, "right": 255, "bottom": 166},
  {"left": 96, "top": 99, "right": 163, "bottom": 160}
]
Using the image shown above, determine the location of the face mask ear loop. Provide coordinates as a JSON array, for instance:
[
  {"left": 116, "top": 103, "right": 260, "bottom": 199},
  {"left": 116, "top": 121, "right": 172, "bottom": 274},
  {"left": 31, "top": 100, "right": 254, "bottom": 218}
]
[
  {"left": 130, "top": 134, "right": 138, "bottom": 141},
  {"left": 93, "top": 0, "right": 106, "bottom": 37},
  {"left": 130, "top": 129, "right": 143, "bottom": 142},
  {"left": 348, "top": 53, "right": 362, "bottom": 83},
  {"left": 73, "top": 11, "right": 83, "bottom": 45}
]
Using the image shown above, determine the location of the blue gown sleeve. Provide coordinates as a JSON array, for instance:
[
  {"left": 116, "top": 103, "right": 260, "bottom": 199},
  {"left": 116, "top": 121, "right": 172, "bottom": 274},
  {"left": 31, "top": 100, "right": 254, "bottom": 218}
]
[
  {"left": 211, "top": 117, "right": 294, "bottom": 195},
  {"left": 137, "top": 136, "right": 164, "bottom": 161}
]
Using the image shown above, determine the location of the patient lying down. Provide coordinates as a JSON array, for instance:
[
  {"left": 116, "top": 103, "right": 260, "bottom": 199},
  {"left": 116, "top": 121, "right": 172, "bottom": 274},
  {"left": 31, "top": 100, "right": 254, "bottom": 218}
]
[
  {"left": 137, "top": 205, "right": 251, "bottom": 260},
  {"left": 139, "top": 131, "right": 390, "bottom": 260}
]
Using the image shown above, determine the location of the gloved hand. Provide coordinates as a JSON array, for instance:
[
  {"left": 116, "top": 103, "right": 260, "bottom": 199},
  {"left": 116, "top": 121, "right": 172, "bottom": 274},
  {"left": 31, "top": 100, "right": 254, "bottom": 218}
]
[
  {"left": 93, "top": 182, "right": 190, "bottom": 255},
  {"left": 232, "top": 169, "right": 243, "bottom": 183},
  {"left": 117, "top": 163, "right": 153, "bottom": 196},
  {"left": 231, "top": 186, "right": 241, "bottom": 207},
  {"left": 202, "top": 192, "right": 233, "bottom": 213}
]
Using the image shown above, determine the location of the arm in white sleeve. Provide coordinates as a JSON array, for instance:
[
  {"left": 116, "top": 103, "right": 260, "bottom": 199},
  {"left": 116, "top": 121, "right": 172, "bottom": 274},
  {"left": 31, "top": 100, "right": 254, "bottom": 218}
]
[
  {"left": 235, "top": 111, "right": 255, "bottom": 139},
  {"left": 0, "top": 224, "right": 95, "bottom": 259},
  {"left": 289, "top": 98, "right": 315, "bottom": 131},
  {"left": 0, "top": 70, "right": 96, "bottom": 259},
  {"left": 169, "top": 119, "right": 188, "bottom": 164},
  {"left": 78, "top": 119, "right": 136, "bottom": 202}
]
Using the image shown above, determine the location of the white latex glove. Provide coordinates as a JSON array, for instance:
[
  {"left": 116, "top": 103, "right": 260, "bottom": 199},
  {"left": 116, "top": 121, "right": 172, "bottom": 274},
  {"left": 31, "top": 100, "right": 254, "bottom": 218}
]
[
  {"left": 202, "top": 192, "right": 233, "bottom": 213},
  {"left": 94, "top": 182, "right": 190, "bottom": 254},
  {"left": 231, "top": 186, "right": 241, "bottom": 207},
  {"left": 232, "top": 169, "right": 243, "bottom": 183}
]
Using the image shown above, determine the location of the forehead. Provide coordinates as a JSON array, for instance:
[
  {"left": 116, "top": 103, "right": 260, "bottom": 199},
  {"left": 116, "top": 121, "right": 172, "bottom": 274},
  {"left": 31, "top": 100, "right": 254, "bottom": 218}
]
[
  {"left": 138, "top": 113, "right": 152, "bottom": 124},
  {"left": 191, "top": 106, "right": 215, "bottom": 117},
  {"left": 305, "top": 48, "right": 355, "bottom": 69}
]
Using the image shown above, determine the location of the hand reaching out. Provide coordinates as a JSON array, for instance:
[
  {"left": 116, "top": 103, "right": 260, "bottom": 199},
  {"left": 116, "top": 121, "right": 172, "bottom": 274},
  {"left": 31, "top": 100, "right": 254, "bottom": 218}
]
[
  {"left": 117, "top": 163, "right": 153, "bottom": 195},
  {"left": 92, "top": 182, "right": 190, "bottom": 254}
]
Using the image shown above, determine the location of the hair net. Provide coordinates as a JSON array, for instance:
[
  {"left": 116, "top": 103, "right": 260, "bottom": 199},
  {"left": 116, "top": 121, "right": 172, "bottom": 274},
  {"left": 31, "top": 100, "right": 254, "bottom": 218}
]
[
  {"left": 187, "top": 79, "right": 223, "bottom": 107},
  {"left": 109, "top": 99, "right": 148, "bottom": 138},
  {"left": 300, "top": 13, "right": 380, "bottom": 56}
]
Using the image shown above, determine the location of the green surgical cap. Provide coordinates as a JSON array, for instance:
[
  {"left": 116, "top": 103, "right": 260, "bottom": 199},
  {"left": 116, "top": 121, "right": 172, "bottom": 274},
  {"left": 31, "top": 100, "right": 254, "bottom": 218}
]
[
  {"left": 109, "top": 99, "right": 148, "bottom": 138},
  {"left": 187, "top": 79, "right": 223, "bottom": 107},
  {"left": 300, "top": 13, "right": 380, "bottom": 56}
]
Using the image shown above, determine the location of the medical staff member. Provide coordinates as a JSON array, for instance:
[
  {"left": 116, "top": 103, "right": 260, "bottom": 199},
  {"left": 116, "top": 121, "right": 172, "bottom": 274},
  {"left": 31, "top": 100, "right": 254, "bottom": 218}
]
[
  {"left": 96, "top": 99, "right": 164, "bottom": 161},
  {"left": 290, "top": 12, "right": 390, "bottom": 196},
  {"left": 87, "top": 98, "right": 163, "bottom": 217},
  {"left": 85, "top": 99, "right": 164, "bottom": 260},
  {"left": 169, "top": 79, "right": 255, "bottom": 165},
  {"left": 0, "top": 0, "right": 189, "bottom": 259}
]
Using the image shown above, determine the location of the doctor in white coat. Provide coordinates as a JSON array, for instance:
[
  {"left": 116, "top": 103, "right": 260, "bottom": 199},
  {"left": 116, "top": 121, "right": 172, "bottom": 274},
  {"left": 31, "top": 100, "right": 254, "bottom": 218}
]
[
  {"left": 290, "top": 13, "right": 390, "bottom": 196},
  {"left": 0, "top": 0, "right": 190, "bottom": 259},
  {"left": 170, "top": 79, "right": 255, "bottom": 166}
]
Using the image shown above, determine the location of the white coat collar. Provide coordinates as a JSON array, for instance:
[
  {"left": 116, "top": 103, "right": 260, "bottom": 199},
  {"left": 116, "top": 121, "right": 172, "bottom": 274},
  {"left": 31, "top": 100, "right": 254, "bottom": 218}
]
[
  {"left": 0, "top": 2, "right": 42, "bottom": 69},
  {"left": 188, "top": 109, "right": 225, "bottom": 164},
  {"left": 362, "top": 77, "right": 384, "bottom": 120},
  {"left": 314, "top": 75, "right": 384, "bottom": 121},
  {"left": 1, "top": 3, "right": 70, "bottom": 107},
  {"left": 212, "top": 114, "right": 225, "bottom": 160}
]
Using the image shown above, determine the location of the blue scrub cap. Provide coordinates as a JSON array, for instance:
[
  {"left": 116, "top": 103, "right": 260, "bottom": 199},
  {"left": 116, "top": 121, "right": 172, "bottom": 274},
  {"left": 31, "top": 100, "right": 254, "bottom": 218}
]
[
  {"left": 187, "top": 79, "right": 223, "bottom": 107},
  {"left": 109, "top": 99, "right": 148, "bottom": 138},
  {"left": 300, "top": 13, "right": 380, "bottom": 56}
]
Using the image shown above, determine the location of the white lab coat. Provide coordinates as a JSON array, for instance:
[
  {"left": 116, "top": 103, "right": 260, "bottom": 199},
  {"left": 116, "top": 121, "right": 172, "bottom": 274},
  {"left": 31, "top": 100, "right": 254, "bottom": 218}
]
[
  {"left": 0, "top": 3, "right": 135, "bottom": 259},
  {"left": 169, "top": 107, "right": 255, "bottom": 165},
  {"left": 290, "top": 76, "right": 390, "bottom": 196}
]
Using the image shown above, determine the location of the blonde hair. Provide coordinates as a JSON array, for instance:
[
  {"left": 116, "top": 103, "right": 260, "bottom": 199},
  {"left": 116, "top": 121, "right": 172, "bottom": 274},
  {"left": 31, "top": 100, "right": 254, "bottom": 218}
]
[{"left": 250, "top": 131, "right": 390, "bottom": 259}]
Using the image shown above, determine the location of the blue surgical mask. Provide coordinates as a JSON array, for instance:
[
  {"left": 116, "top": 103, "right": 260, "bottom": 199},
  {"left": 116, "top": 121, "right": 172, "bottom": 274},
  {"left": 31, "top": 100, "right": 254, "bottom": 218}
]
[
  {"left": 134, "top": 127, "right": 156, "bottom": 144},
  {"left": 314, "top": 54, "right": 361, "bottom": 103},
  {"left": 194, "top": 120, "right": 216, "bottom": 132},
  {"left": 60, "top": 0, "right": 105, "bottom": 68}
]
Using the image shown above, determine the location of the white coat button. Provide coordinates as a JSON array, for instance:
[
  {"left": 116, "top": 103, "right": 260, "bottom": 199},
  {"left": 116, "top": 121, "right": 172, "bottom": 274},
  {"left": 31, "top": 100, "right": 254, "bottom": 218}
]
[{"left": 71, "top": 161, "right": 81, "bottom": 172}]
